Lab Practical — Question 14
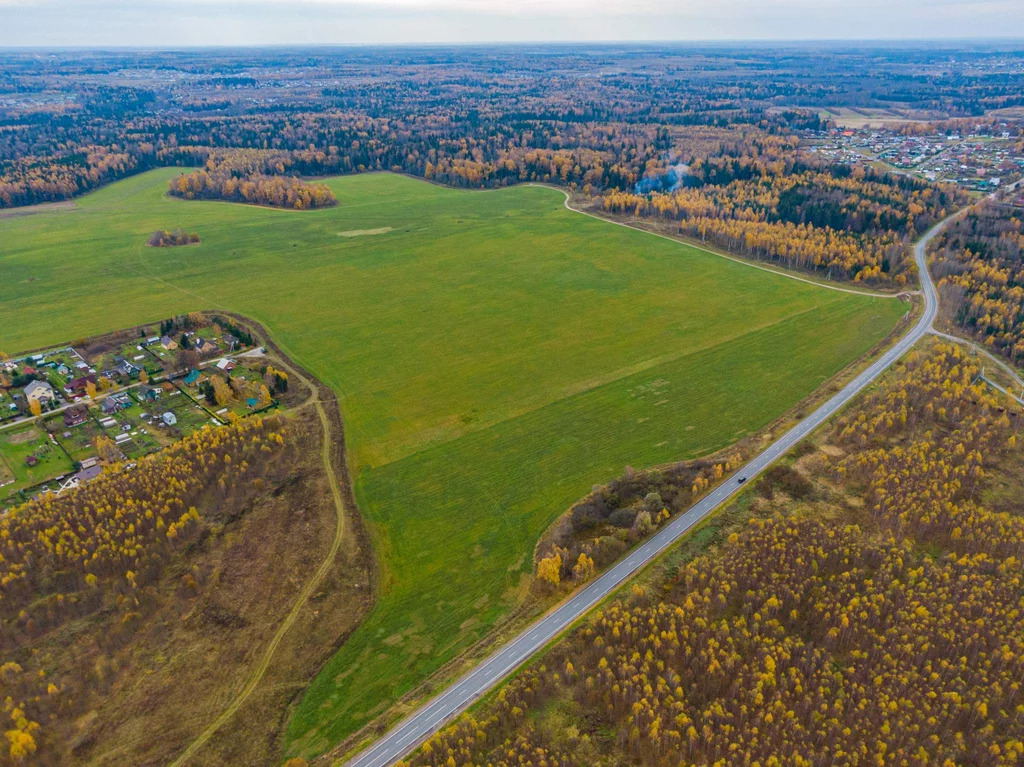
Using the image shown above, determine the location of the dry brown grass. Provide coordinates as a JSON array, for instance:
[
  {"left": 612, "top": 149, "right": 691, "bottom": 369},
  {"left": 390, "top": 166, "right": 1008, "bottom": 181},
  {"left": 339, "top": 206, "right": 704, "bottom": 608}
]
[{"left": 22, "top": 408, "right": 373, "bottom": 767}]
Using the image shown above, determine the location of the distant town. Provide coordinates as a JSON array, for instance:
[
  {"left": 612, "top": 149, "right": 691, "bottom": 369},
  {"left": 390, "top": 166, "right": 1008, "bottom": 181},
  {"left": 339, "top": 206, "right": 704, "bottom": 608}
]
[{"left": 807, "top": 124, "right": 1024, "bottom": 193}]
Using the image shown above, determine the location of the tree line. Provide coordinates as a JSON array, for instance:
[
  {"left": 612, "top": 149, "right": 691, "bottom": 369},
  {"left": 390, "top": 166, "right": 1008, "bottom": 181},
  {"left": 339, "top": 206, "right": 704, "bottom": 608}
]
[
  {"left": 167, "top": 151, "right": 336, "bottom": 209},
  {"left": 535, "top": 450, "right": 743, "bottom": 590},
  {"left": 931, "top": 200, "right": 1024, "bottom": 364},
  {"left": 601, "top": 143, "right": 967, "bottom": 284}
]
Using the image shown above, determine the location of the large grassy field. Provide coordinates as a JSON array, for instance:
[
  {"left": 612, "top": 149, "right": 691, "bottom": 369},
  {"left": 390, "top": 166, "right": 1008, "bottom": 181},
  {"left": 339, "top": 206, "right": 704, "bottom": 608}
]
[{"left": 0, "top": 169, "right": 906, "bottom": 757}]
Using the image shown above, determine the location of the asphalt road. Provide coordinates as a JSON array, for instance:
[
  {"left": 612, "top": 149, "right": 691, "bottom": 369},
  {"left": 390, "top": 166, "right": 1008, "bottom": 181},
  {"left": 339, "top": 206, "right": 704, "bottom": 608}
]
[{"left": 341, "top": 212, "right": 948, "bottom": 767}]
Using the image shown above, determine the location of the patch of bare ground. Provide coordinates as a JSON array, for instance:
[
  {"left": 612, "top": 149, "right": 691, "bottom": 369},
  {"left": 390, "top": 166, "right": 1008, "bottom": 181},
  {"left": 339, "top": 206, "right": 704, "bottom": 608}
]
[
  {"left": 0, "top": 200, "right": 74, "bottom": 219},
  {"left": 337, "top": 227, "right": 393, "bottom": 237}
]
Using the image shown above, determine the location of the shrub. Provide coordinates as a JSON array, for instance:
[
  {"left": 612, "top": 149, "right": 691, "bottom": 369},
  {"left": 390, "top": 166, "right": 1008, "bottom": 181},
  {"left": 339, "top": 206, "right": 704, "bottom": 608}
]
[
  {"left": 148, "top": 229, "right": 200, "bottom": 247},
  {"left": 607, "top": 508, "right": 637, "bottom": 528}
]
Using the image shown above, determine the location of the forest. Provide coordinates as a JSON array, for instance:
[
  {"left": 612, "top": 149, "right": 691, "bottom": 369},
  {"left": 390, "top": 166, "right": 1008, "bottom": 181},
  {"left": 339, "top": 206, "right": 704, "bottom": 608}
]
[
  {"left": 0, "top": 416, "right": 288, "bottom": 763},
  {"left": 399, "top": 342, "right": 1024, "bottom": 767},
  {"left": 599, "top": 137, "right": 966, "bottom": 283},
  {"left": 167, "top": 151, "right": 337, "bottom": 210},
  {"left": 0, "top": 44, "right": 1017, "bottom": 222},
  {"left": 931, "top": 200, "right": 1024, "bottom": 363}
]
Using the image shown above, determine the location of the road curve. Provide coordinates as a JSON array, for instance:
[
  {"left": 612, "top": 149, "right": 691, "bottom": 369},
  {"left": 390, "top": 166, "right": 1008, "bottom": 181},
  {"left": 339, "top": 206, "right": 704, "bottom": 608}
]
[{"left": 340, "top": 212, "right": 950, "bottom": 767}]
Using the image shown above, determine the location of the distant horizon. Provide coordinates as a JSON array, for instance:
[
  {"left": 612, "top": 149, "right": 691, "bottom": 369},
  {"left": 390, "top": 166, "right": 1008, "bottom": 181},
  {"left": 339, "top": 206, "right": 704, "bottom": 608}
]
[
  {"left": 3, "top": 36, "right": 1024, "bottom": 52},
  {"left": 2, "top": 0, "right": 1023, "bottom": 48}
]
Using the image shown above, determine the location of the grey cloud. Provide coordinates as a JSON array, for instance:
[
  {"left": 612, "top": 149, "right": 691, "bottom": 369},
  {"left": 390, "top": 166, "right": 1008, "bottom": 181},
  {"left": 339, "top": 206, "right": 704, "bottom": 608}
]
[{"left": 0, "top": 0, "right": 1022, "bottom": 46}]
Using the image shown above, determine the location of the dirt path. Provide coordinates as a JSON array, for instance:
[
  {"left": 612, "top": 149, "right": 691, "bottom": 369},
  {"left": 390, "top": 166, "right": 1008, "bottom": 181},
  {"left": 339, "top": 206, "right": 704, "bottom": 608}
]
[
  {"left": 0, "top": 200, "right": 75, "bottom": 219},
  {"left": 169, "top": 315, "right": 363, "bottom": 767},
  {"left": 538, "top": 185, "right": 906, "bottom": 300},
  {"left": 389, "top": 171, "right": 903, "bottom": 301}
]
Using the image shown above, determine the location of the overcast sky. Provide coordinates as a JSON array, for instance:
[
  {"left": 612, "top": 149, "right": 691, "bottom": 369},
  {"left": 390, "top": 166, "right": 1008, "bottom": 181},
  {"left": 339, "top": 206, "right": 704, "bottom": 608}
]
[{"left": 1, "top": 0, "right": 1023, "bottom": 48}]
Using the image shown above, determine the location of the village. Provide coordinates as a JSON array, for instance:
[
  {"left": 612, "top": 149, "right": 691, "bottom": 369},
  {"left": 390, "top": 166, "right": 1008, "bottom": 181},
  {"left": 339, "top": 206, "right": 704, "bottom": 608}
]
[
  {"left": 805, "top": 124, "right": 1024, "bottom": 193},
  {"left": 0, "top": 314, "right": 287, "bottom": 510}
]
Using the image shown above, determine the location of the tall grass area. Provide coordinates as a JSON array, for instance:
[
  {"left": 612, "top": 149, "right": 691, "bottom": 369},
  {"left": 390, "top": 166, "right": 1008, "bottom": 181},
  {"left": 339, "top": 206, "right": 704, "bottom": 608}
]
[{"left": 0, "top": 169, "right": 905, "bottom": 757}]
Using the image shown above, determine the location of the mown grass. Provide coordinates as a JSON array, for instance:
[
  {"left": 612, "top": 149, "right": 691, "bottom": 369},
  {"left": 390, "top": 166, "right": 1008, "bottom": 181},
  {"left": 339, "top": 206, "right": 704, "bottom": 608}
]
[{"left": 0, "top": 169, "right": 905, "bottom": 757}]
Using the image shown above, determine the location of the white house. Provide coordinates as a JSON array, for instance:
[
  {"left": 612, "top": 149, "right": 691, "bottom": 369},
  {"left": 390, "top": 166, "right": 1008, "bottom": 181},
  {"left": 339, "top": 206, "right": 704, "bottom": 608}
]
[
  {"left": 24, "top": 380, "right": 57, "bottom": 404},
  {"left": 162, "top": 412, "right": 178, "bottom": 426}
]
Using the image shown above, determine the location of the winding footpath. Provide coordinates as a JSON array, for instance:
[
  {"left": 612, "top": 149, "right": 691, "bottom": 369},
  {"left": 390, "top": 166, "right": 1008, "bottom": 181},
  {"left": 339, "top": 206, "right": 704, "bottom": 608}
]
[
  {"left": 340, "top": 210, "right": 952, "bottom": 767},
  {"left": 170, "top": 344, "right": 352, "bottom": 767},
  {"left": 547, "top": 185, "right": 906, "bottom": 300}
]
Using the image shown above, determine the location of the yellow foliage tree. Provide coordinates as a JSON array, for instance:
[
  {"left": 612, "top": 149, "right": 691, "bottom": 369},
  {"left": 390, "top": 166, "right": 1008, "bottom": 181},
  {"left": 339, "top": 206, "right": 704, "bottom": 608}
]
[
  {"left": 211, "top": 375, "right": 233, "bottom": 407},
  {"left": 93, "top": 435, "right": 119, "bottom": 464},
  {"left": 258, "top": 384, "right": 272, "bottom": 408},
  {"left": 537, "top": 553, "right": 562, "bottom": 588},
  {"left": 572, "top": 553, "right": 595, "bottom": 582}
]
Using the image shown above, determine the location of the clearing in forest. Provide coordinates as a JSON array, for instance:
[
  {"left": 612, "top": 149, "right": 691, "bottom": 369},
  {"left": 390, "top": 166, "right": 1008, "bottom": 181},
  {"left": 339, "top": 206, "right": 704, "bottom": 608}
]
[{"left": 0, "top": 169, "right": 906, "bottom": 758}]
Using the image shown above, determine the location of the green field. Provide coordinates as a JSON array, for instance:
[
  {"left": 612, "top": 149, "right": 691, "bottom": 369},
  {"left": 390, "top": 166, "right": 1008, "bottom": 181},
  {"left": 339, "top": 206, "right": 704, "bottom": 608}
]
[
  {"left": 0, "top": 423, "right": 74, "bottom": 496},
  {"left": 0, "top": 169, "right": 906, "bottom": 757}
]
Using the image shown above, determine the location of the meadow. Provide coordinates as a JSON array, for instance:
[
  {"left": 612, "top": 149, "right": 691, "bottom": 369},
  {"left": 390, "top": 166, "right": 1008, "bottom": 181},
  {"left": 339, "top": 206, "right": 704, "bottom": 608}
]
[{"left": 0, "top": 169, "right": 906, "bottom": 758}]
